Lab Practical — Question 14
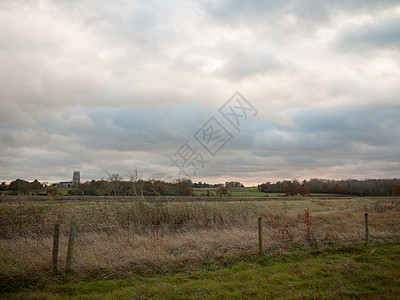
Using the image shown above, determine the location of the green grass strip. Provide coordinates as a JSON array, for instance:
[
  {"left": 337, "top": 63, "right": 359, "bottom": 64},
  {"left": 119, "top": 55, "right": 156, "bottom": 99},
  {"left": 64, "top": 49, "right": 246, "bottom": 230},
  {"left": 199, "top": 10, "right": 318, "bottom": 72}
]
[{"left": 3, "top": 242, "right": 400, "bottom": 299}]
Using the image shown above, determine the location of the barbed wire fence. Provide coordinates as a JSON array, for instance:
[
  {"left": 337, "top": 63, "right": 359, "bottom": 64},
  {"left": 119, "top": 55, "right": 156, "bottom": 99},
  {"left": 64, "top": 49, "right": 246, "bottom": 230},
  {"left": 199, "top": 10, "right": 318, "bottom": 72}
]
[{"left": 1, "top": 207, "right": 399, "bottom": 273}]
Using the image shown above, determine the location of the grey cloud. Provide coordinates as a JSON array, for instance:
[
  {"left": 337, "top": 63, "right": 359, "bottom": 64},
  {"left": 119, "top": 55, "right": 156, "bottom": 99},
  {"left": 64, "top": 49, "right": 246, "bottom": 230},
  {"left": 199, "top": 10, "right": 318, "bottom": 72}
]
[
  {"left": 2, "top": 102, "right": 400, "bottom": 183},
  {"left": 227, "top": 105, "right": 400, "bottom": 159},
  {"left": 202, "top": 0, "right": 400, "bottom": 25},
  {"left": 165, "top": 103, "right": 400, "bottom": 181},
  {"left": 292, "top": 106, "right": 400, "bottom": 147},
  {"left": 202, "top": 0, "right": 287, "bottom": 21},
  {"left": 0, "top": 104, "right": 216, "bottom": 170},
  {"left": 336, "top": 16, "right": 400, "bottom": 52}
]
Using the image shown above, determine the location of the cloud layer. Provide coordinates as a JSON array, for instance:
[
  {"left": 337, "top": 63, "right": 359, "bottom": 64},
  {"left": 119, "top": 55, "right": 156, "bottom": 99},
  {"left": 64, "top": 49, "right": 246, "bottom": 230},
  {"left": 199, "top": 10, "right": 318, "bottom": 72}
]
[{"left": 0, "top": 0, "right": 399, "bottom": 185}]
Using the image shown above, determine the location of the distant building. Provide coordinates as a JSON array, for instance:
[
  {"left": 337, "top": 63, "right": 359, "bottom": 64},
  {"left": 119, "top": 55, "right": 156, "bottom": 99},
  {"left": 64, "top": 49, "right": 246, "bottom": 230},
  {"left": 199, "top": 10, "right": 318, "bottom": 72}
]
[
  {"left": 59, "top": 181, "right": 72, "bottom": 188},
  {"left": 72, "top": 171, "right": 80, "bottom": 187},
  {"left": 58, "top": 171, "right": 80, "bottom": 188}
]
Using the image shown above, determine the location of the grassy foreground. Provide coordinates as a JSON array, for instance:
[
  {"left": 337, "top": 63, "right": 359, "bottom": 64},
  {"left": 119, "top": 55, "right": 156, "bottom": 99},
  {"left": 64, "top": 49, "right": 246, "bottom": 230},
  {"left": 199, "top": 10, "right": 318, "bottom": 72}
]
[{"left": 3, "top": 242, "right": 400, "bottom": 299}]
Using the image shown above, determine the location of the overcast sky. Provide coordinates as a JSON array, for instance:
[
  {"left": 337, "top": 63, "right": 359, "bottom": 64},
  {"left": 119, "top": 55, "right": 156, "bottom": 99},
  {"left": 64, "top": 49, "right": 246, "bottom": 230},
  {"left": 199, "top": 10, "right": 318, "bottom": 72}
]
[{"left": 1, "top": 0, "right": 400, "bottom": 185}]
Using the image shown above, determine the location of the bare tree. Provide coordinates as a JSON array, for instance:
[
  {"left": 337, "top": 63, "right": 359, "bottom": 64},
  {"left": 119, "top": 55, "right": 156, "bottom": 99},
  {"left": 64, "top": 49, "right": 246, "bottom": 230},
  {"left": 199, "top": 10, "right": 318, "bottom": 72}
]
[
  {"left": 103, "top": 170, "right": 123, "bottom": 196},
  {"left": 127, "top": 168, "right": 143, "bottom": 196}
]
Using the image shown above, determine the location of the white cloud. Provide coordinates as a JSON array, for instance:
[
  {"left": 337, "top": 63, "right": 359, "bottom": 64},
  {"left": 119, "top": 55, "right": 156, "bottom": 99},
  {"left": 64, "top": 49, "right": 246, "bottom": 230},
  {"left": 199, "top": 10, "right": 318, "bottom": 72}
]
[{"left": 0, "top": 0, "right": 399, "bottom": 184}]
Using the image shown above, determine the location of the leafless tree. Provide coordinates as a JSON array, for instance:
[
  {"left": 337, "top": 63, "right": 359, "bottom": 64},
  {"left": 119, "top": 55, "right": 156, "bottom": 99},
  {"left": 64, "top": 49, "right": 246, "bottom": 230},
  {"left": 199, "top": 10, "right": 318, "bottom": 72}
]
[
  {"left": 127, "top": 168, "right": 143, "bottom": 196},
  {"left": 103, "top": 170, "right": 123, "bottom": 196}
]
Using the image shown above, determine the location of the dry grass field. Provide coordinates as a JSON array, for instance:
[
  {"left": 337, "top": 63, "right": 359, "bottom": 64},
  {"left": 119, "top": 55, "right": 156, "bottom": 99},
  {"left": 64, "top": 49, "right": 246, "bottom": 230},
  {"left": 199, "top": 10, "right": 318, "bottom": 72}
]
[{"left": 0, "top": 196, "right": 399, "bottom": 295}]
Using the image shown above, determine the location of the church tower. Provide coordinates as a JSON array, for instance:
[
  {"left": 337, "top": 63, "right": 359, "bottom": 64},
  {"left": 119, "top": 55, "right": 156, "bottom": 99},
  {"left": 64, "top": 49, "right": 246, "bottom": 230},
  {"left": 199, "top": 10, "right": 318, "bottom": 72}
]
[{"left": 72, "top": 171, "right": 80, "bottom": 187}]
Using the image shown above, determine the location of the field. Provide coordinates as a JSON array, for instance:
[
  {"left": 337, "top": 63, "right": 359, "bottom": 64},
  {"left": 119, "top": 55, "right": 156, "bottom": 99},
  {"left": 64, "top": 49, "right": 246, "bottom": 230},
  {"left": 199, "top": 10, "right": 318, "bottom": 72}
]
[
  {"left": 0, "top": 195, "right": 399, "bottom": 298},
  {"left": 193, "top": 187, "right": 267, "bottom": 197},
  {"left": 192, "top": 187, "right": 343, "bottom": 198},
  {"left": 4, "top": 242, "right": 400, "bottom": 299}
]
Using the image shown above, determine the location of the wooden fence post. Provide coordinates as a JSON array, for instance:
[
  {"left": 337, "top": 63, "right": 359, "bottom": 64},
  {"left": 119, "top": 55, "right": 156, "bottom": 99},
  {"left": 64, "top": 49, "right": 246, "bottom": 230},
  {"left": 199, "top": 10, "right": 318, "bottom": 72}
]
[
  {"left": 66, "top": 222, "right": 77, "bottom": 271},
  {"left": 52, "top": 223, "right": 60, "bottom": 273},
  {"left": 258, "top": 217, "right": 263, "bottom": 255},
  {"left": 364, "top": 213, "right": 369, "bottom": 244}
]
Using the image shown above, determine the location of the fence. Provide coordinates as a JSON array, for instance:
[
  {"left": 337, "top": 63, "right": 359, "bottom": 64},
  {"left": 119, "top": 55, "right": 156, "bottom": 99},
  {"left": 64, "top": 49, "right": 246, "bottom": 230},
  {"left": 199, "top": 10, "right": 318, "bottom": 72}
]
[
  {"left": 7, "top": 211, "right": 399, "bottom": 273},
  {"left": 0, "top": 201, "right": 399, "bottom": 279}
]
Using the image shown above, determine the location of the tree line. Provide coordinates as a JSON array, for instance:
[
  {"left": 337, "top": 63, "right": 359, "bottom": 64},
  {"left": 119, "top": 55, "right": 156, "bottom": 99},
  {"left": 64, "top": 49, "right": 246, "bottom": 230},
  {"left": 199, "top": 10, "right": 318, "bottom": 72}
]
[
  {"left": 0, "top": 176, "right": 196, "bottom": 197},
  {"left": 0, "top": 179, "right": 45, "bottom": 195},
  {"left": 2, "top": 177, "right": 400, "bottom": 197},
  {"left": 258, "top": 178, "right": 400, "bottom": 196},
  {"left": 77, "top": 177, "right": 195, "bottom": 196}
]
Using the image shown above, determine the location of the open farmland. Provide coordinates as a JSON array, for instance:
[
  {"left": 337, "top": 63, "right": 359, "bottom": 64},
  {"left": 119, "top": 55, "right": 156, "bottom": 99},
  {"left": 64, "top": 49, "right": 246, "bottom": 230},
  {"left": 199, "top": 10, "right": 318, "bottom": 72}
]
[{"left": 0, "top": 195, "right": 399, "bottom": 298}]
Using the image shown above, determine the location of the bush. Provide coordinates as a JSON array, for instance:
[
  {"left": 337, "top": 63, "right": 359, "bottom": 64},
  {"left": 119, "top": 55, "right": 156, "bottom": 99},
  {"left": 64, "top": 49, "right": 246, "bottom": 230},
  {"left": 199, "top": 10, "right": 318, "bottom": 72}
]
[
  {"left": 370, "top": 199, "right": 400, "bottom": 212},
  {"left": 392, "top": 184, "right": 400, "bottom": 196}
]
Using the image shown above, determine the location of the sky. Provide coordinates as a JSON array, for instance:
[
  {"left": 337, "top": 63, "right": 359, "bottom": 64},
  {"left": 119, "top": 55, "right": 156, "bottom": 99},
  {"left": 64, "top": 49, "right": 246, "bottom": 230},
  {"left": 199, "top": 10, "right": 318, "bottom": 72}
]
[{"left": 0, "top": 0, "right": 400, "bottom": 186}]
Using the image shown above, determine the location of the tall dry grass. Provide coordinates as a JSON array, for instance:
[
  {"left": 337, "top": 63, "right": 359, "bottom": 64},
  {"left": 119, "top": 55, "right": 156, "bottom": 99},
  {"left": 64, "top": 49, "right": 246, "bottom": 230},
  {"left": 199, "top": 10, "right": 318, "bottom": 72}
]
[{"left": 0, "top": 197, "right": 399, "bottom": 291}]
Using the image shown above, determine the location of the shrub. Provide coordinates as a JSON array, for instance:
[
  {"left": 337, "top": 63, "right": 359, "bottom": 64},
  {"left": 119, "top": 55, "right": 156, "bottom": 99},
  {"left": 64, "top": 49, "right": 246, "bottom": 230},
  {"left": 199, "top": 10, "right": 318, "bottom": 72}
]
[
  {"left": 370, "top": 199, "right": 400, "bottom": 212},
  {"left": 392, "top": 184, "right": 400, "bottom": 196}
]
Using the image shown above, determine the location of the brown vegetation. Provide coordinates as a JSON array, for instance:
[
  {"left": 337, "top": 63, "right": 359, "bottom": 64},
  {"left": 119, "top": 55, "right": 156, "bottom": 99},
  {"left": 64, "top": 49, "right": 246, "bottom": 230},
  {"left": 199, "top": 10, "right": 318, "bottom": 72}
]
[
  {"left": 392, "top": 183, "right": 400, "bottom": 196},
  {"left": 0, "top": 196, "right": 399, "bottom": 291},
  {"left": 299, "top": 186, "right": 310, "bottom": 196}
]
